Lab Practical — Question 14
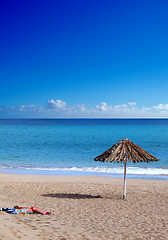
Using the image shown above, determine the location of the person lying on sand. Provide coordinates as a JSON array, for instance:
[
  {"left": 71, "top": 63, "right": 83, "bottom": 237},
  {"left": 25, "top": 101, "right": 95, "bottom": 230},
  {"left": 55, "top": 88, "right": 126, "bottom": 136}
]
[{"left": 0, "top": 206, "right": 51, "bottom": 215}]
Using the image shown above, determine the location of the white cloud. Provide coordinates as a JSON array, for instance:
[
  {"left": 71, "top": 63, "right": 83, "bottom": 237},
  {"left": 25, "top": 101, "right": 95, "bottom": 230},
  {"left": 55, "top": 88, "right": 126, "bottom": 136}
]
[
  {"left": 153, "top": 104, "right": 168, "bottom": 110},
  {"left": 19, "top": 105, "right": 26, "bottom": 111},
  {"left": 139, "top": 104, "right": 168, "bottom": 114},
  {"left": 114, "top": 104, "right": 128, "bottom": 108},
  {"left": 141, "top": 107, "right": 150, "bottom": 113},
  {"left": 27, "top": 105, "right": 43, "bottom": 112},
  {"left": 46, "top": 99, "right": 87, "bottom": 115},
  {"left": 0, "top": 104, "right": 42, "bottom": 113},
  {"left": 2, "top": 100, "right": 168, "bottom": 118},
  {"left": 128, "top": 102, "right": 136, "bottom": 106},
  {"left": 96, "top": 102, "right": 135, "bottom": 114},
  {"left": 96, "top": 102, "right": 109, "bottom": 111},
  {"left": 47, "top": 99, "right": 67, "bottom": 111},
  {"left": 76, "top": 104, "right": 86, "bottom": 112}
]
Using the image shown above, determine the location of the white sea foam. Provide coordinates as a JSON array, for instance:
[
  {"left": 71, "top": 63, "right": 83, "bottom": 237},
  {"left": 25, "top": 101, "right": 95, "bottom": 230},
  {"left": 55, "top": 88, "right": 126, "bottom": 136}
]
[{"left": 2, "top": 165, "right": 168, "bottom": 175}]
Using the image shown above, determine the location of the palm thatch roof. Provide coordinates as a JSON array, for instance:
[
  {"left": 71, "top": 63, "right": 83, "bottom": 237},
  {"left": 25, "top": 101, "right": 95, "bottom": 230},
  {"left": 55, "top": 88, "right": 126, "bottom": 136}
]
[{"left": 94, "top": 139, "right": 159, "bottom": 163}]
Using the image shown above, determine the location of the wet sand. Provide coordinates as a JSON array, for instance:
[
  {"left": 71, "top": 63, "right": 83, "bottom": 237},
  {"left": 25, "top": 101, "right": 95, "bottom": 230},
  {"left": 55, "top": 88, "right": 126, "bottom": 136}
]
[{"left": 0, "top": 173, "right": 167, "bottom": 240}]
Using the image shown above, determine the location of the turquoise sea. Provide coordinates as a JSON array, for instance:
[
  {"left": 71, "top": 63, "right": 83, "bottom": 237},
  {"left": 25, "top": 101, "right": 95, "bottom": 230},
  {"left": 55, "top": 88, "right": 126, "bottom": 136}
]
[{"left": 0, "top": 119, "right": 168, "bottom": 179}]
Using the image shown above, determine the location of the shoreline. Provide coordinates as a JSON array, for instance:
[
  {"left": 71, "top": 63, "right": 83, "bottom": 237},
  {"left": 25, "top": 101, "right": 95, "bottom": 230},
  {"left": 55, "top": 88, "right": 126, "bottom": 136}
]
[
  {"left": 0, "top": 171, "right": 167, "bottom": 181},
  {"left": 1, "top": 167, "right": 168, "bottom": 180},
  {"left": 0, "top": 173, "right": 168, "bottom": 239}
]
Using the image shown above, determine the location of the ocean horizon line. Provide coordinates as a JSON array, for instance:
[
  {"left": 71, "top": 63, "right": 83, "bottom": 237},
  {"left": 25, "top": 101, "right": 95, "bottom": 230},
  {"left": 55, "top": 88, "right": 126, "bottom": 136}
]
[{"left": 1, "top": 117, "right": 168, "bottom": 120}]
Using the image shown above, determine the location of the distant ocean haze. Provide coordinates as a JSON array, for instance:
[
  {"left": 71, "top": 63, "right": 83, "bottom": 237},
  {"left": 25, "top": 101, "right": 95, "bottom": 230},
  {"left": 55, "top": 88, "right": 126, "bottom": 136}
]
[{"left": 0, "top": 119, "right": 168, "bottom": 178}]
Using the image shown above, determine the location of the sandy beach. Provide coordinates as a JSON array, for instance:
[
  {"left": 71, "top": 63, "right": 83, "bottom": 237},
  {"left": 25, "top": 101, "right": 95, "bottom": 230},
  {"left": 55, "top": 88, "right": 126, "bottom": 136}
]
[{"left": 0, "top": 173, "right": 167, "bottom": 240}]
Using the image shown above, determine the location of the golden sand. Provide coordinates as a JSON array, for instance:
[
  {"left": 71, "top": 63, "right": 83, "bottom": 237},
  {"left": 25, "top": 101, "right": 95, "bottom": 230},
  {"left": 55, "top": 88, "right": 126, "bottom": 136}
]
[{"left": 0, "top": 173, "right": 167, "bottom": 240}]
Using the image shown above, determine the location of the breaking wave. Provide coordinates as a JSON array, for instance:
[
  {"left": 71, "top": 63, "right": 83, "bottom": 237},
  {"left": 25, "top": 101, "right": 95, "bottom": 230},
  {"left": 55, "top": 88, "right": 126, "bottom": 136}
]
[{"left": 1, "top": 165, "right": 168, "bottom": 175}]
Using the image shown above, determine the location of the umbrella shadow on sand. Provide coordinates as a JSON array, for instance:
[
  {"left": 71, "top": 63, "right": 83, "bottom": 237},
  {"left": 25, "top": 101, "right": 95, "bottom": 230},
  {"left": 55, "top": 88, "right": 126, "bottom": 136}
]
[{"left": 41, "top": 193, "right": 103, "bottom": 199}]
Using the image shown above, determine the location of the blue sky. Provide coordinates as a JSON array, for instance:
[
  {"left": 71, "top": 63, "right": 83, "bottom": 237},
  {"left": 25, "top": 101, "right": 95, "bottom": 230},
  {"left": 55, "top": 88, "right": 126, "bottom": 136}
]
[{"left": 1, "top": 0, "right": 168, "bottom": 118}]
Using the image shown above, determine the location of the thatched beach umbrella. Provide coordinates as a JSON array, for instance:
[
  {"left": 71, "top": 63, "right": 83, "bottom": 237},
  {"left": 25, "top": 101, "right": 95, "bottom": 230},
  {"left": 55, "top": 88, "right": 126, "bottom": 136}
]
[{"left": 94, "top": 139, "right": 159, "bottom": 199}]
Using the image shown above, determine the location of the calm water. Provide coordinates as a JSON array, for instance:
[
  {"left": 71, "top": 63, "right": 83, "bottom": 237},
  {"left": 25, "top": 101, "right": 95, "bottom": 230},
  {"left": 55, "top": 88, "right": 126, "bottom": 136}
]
[{"left": 0, "top": 119, "right": 168, "bottom": 178}]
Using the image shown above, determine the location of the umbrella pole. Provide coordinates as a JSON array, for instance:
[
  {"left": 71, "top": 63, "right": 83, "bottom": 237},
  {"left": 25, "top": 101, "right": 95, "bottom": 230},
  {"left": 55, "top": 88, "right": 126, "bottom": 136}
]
[{"left": 123, "top": 161, "right": 127, "bottom": 199}]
